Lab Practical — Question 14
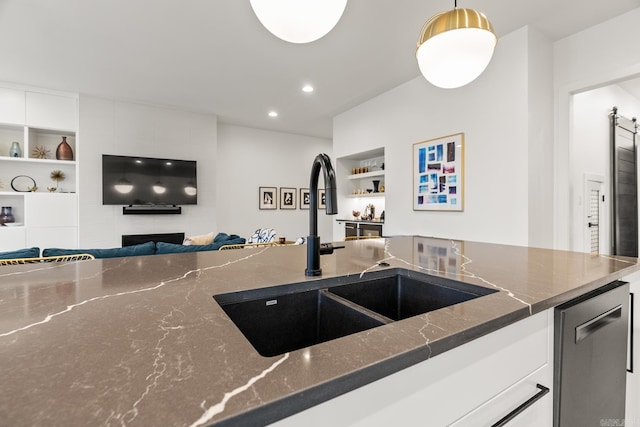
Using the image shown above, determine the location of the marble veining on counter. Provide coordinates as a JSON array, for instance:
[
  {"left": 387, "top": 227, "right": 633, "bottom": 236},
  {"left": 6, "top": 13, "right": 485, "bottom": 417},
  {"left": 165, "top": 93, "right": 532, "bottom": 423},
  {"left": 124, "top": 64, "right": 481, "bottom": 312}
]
[{"left": 1, "top": 236, "right": 638, "bottom": 426}]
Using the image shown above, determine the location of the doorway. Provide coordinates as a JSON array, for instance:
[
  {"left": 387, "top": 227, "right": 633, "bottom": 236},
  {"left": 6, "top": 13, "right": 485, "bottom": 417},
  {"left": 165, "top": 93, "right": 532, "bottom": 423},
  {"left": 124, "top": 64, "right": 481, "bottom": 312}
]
[{"left": 584, "top": 175, "right": 605, "bottom": 254}]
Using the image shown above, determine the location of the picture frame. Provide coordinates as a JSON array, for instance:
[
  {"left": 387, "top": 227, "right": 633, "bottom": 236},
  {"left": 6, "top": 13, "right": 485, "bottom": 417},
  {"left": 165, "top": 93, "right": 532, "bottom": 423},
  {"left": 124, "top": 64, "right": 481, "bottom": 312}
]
[
  {"left": 413, "top": 132, "right": 464, "bottom": 211},
  {"left": 259, "top": 186, "right": 277, "bottom": 210},
  {"left": 318, "top": 188, "right": 326, "bottom": 209},
  {"left": 279, "top": 187, "right": 296, "bottom": 210},
  {"left": 299, "top": 188, "right": 310, "bottom": 209}
]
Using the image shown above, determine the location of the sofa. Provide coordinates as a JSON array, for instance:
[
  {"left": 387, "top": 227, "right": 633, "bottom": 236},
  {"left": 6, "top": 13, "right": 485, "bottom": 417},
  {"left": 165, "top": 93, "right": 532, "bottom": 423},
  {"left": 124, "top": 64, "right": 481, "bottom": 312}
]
[{"left": 0, "top": 233, "right": 247, "bottom": 261}]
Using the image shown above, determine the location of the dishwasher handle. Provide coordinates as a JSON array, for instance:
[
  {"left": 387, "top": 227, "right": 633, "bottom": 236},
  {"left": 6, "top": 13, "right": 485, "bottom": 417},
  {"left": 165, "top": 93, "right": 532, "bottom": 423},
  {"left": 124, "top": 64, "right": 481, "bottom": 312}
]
[{"left": 575, "top": 304, "right": 622, "bottom": 344}]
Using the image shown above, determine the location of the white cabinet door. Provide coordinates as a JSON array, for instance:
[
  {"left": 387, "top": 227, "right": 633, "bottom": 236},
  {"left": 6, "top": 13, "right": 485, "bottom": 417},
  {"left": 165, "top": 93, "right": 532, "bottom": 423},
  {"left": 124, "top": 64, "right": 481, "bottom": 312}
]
[
  {"left": 25, "top": 194, "right": 78, "bottom": 227},
  {"left": 626, "top": 273, "right": 640, "bottom": 426},
  {"left": 25, "top": 92, "right": 77, "bottom": 131},
  {"left": 272, "top": 310, "right": 552, "bottom": 427},
  {"left": 0, "top": 87, "right": 25, "bottom": 125},
  {"left": 26, "top": 226, "right": 77, "bottom": 250},
  {"left": 24, "top": 194, "right": 78, "bottom": 249},
  {"left": 0, "top": 227, "right": 27, "bottom": 251},
  {"left": 451, "top": 366, "right": 552, "bottom": 426}
]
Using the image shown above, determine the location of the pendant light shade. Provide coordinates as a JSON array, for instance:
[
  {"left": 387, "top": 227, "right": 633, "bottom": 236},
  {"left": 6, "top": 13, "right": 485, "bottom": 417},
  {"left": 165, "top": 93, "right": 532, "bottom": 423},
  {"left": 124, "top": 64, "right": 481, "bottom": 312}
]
[
  {"left": 114, "top": 178, "right": 133, "bottom": 194},
  {"left": 249, "top": 0, "right": 347, "bottom": 44},
  {"left": 152, "top": 182, "right": 167, "bottom": 195},
  {"left": 416, "top": 8, "right": 496, "bottom": 89}
]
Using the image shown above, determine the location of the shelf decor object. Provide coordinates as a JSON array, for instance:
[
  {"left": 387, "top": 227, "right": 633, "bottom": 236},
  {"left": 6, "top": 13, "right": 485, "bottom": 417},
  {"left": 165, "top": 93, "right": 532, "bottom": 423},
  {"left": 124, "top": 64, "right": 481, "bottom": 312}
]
[
  {"left": 50, "top": 170, "right": 65, "bottom": 192},
  {"left": 413, "top": 132, "right": 464, "bottom": 211},
  {"left": 0, "top": 206, "right": 15, "bottom": 225},
  {"left": 31, "top": 145, "right": 50, "bottom": 159},
  {"left": 259, "top": 186, "right": 277, "bottom": 210},
  {"left": 9, "top": 141, "right": 22, "bottom": 158},
  {"left": 10, "top": 175, "right": 36, "bottom": 193},
  {"left": 416, "top": 1, "right": 496, "bottom": 89},
  {"left": 249, "top": 0, "right": 347, "bottom": 44},
  {"left": 279, "top": 187, "right": 296, "bottom": 210},
  {"left": 55, "top": 136, "right": 74, "bottom": 161}
]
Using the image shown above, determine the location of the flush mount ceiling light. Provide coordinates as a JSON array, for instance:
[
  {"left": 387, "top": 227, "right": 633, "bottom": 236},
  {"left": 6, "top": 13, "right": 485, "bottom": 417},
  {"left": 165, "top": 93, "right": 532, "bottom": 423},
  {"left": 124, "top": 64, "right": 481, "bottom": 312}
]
[
  {"left": 302, "top": 84, "right": 314, "bottom": 93},
  {"left": 249, "top": 0, "right": 348, "bottom": 44},
  {"left": 268, "top": 111, "right": 278, "bottom": 118},
  {"left": 416, "top": 2, "right": 496, "bottom": 89}
]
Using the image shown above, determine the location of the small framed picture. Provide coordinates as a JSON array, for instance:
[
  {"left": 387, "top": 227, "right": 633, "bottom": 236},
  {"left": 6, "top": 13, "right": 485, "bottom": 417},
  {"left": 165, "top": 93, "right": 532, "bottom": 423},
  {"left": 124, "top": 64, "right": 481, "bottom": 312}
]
[
  {"left": 300, "top": 188, "right": 310, "bottom": 209},
  {"left": 259, "top": 187, "right": 277, "bottom": 210},
  {"left": 279, "top": 187, "right": 296, "bottom": 210},
  {"left": 318, "top": 188, "right": 326, "bottom": 209}
]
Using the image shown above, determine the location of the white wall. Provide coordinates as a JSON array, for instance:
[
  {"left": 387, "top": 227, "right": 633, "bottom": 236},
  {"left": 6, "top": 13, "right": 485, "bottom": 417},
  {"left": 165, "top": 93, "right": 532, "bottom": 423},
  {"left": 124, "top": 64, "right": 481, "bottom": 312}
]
[
  {"left": 554, "top": 7, "right": 640, "bottom": 250},
  {"left": 78, "top": 95, "right": 218, "bottom": 248},
  {"left": 333, "top": 27, "right": 552, "bottom": 247},
  {"left": 571, "top": 85, "right": 640, "bottom": 254},
  {"left": 216, "top": 124, "right": 333, "bottom": 242},
  {"left": 527, "top": 29, "right": 554, "bottom": 248}
]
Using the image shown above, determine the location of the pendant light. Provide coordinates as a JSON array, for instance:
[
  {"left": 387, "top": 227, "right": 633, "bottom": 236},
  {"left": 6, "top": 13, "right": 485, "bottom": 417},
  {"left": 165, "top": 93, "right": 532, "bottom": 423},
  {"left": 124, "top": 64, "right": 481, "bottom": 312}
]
[
  {"left": 114, "top": 178, "right": 134, "bottom": 194},
  {"left": 152, "top": 182, "right": 167, "bottom": 195},
  {"left": 416, "top": 2, "right": 496, "bottom": 89},
  {"left": 249, "top": 0, "right": 348, "bottom": 44},
  {"left": 184, "top": 182, "right": 197, "bottom": 196}
]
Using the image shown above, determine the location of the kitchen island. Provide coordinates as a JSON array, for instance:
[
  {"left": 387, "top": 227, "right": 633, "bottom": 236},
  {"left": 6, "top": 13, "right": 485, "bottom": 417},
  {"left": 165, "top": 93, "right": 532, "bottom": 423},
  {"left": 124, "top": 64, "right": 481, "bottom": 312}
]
[{"left": 0, "top": 236, "right": 638, "bottom": 426}]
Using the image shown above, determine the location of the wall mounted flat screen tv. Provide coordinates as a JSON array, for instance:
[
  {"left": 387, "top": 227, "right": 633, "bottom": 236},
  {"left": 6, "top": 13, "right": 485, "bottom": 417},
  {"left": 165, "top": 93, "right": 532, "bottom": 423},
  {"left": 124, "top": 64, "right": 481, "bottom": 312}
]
[{"left": 102, "top": 154, "right": 197, "bottom": 206}]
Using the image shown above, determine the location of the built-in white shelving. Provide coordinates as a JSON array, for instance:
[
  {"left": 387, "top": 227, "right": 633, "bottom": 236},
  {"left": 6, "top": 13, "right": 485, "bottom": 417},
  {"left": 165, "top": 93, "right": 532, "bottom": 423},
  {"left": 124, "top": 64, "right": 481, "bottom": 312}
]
[{"left": 0, "top": 84, "right": 78, "bottom": 251}]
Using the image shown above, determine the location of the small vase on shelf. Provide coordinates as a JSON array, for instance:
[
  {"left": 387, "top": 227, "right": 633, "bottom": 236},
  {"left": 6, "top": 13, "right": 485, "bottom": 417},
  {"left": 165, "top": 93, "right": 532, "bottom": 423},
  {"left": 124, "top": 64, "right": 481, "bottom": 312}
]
[
  {"left": 56, "top": 136, "right": 74, "bottom": 161},
  {"left": 373, "top": 180, "right": 380, "bottom": 193},
  {"left": 0, "top": 206, "right": 15, "bottom": 225},
  {"left": 9, "top": 141, "right": 22, "bottom": 158}
]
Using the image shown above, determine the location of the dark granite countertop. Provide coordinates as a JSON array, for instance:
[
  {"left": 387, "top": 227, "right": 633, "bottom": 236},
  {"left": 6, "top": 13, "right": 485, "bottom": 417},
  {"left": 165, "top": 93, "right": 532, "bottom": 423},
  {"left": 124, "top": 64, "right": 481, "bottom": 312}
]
[{"left": 1, "top": 236, "right": 638, "bottom": 426}]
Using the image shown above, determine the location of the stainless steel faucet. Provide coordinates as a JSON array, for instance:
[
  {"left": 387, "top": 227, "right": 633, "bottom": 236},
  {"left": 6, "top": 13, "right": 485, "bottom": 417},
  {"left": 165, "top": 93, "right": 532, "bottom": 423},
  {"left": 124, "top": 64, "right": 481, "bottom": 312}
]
[{"left": 306, "top": 153, "right": 338, "bottom": 276}]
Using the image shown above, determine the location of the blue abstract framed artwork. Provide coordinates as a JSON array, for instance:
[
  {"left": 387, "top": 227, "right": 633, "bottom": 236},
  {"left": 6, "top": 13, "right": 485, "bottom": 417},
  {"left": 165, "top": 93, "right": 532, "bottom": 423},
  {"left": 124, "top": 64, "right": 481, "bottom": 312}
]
[{"left": 413, "top": 133, "right": 464, "bottom": 211}]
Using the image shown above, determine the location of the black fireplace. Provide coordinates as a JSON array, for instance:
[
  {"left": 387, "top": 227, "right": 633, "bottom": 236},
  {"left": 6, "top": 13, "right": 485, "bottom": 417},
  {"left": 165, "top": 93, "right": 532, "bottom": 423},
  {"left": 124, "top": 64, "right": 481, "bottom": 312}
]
[{"left": 122, "top": 232, "right": 185, "bottom": 247}]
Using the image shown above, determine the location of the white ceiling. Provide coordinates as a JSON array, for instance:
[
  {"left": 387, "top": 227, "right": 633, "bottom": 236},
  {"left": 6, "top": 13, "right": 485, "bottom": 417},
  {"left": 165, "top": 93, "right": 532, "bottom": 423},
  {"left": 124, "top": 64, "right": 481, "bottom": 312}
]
[{"left": 0, "top": 0, "right": 639, "bottom": 138}]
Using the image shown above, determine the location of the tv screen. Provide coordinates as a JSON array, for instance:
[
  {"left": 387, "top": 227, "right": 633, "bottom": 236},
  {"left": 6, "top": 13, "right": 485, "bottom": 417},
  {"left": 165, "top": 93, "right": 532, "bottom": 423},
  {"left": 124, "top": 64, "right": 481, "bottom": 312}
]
[{"left": 102, "top": 154, "right": 197, "bottom": 206}]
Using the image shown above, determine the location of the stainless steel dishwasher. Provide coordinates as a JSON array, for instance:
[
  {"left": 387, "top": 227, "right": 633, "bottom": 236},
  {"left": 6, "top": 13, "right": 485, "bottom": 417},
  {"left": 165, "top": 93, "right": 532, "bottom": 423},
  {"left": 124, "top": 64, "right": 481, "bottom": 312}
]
[{"left": 553, "top": 280, "right": 630, "bottom": 426}]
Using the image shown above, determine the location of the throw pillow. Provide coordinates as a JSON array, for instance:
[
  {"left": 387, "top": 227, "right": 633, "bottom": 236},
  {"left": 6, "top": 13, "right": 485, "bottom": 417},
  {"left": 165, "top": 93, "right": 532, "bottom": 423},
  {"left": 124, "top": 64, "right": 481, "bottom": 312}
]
[
  {"left": 183, "top": 231, "right": 215, "bottom": 246},
  {"left": 247, "top": 228, "right": 276, "bottom": 244}
]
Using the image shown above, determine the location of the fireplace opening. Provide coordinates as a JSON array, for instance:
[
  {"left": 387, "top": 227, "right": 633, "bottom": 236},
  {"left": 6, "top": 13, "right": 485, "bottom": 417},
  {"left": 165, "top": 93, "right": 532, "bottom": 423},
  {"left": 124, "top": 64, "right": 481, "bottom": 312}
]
[{"left": 122, "top": 232, "right": 185, "bottom": 247}]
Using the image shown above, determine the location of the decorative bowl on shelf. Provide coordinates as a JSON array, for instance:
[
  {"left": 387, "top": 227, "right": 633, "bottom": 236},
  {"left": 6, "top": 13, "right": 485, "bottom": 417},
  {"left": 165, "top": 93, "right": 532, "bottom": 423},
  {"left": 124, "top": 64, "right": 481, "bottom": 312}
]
[{"left": 10, "top": 175, "right": 36, "bottom": 192}]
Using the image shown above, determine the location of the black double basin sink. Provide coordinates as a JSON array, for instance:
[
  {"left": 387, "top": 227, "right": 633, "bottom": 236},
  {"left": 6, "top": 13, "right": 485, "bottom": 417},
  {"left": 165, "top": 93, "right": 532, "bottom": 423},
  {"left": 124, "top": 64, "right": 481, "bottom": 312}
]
[{"left": 214, "top": 268, "right": 496, "bottom": 357}]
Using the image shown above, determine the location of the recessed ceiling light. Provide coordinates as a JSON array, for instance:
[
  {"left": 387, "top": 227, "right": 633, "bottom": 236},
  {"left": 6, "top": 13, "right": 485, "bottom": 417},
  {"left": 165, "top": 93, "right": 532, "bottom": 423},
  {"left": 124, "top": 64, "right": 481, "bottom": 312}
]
[
  {"left": 268, "top": 111, "right": 278, "bottom": 118},
  {"left": 302, "top": 85, "right": 314, "bottom": 93}
]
